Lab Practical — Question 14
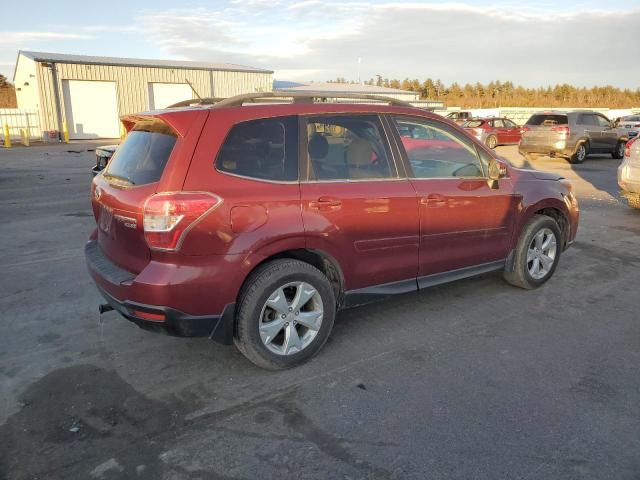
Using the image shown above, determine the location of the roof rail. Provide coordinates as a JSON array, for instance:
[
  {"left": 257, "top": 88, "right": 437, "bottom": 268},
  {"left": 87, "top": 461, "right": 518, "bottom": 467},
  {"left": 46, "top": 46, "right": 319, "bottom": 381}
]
[
  {"left": 211, "top": 91, "right": 415, "bottom": 108},
  {"left": 167, "top": 97, "right": 224, "bottom": 108}
]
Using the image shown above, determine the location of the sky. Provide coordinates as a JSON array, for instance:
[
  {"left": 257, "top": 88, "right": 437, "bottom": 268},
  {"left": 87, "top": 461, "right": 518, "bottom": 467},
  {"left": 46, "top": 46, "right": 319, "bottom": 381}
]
[{"left": 2, "top": 0, "right": 640, "bottom": 89}]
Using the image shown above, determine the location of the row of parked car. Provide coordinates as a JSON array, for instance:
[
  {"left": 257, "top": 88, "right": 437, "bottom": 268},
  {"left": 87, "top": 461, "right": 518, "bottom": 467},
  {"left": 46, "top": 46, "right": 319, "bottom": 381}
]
[{"left": 444, "top": 111, "right": 640, "bottom": 211}]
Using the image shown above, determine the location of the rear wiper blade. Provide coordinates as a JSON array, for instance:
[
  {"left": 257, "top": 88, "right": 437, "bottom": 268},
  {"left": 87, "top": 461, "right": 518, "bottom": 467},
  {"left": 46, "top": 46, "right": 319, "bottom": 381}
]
[{"left": 103, "top": 173, "right": 135, "bottom": 185}]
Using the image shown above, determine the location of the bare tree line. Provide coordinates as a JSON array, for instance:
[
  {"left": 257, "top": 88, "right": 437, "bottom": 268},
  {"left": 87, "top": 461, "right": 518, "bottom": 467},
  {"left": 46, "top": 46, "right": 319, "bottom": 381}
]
[{"left": 329, "top": 76, "right": 640, "bottom": 108}]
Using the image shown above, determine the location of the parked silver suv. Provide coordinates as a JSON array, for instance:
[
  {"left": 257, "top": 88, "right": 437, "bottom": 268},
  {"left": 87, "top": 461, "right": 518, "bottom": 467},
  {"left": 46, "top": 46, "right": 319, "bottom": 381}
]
[{"left": 519, "top": 111, "right": 628, "bottom": 164}]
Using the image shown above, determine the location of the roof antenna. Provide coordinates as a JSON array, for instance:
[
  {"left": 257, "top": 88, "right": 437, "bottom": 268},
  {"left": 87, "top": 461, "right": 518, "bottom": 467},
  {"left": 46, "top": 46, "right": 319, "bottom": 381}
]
[{"left": 185, "top": 78, "right": 203, "bottom": 100}]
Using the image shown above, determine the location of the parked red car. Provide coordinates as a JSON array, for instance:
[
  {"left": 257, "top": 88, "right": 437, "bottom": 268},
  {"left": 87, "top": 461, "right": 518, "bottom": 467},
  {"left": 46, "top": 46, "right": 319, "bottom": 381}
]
[
  {"left": 86, "top": 93, "right": 579, "bottom": 369},
  {"left": 462, "top": 117, "right": 522, "bottom": 149}
]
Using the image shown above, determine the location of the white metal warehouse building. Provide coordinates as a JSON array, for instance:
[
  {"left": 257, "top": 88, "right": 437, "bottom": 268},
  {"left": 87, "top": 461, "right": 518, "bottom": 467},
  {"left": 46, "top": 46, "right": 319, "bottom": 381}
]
[{"left": 12, "top": 51, "right": 273, "bottom": 139}]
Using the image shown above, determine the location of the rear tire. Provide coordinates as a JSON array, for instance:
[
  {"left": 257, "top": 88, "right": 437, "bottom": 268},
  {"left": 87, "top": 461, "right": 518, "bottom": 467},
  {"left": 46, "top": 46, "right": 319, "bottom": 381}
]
[
  {"left": 234, "top": 259, "right": 336, "bottom": 370},
  {"left": 612, "top": 140, "right": 625, "bottom": 159},
  {"left": 569, "top": 142, "right": 588, "bottom": 164},
  {"left": 504, "top": 215, "right": 562, "bottom": 289},
  {"left": 486, "top": 135, "right": 498, "bottom": 149}
]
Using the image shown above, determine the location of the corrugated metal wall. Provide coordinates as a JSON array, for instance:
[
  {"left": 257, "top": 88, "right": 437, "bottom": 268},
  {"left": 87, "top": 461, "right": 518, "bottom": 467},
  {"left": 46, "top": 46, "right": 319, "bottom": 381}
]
[{"left": 34, "top": 61, "right": 273, "bottom": 133}]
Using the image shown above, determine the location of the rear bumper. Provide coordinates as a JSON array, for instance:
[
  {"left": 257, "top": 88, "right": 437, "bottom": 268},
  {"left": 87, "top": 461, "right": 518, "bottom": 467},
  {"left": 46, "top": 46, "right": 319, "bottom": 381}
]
[
  {"left": 519, "top": 141, "right": 573, "bottom": 158},
  {"left": 618, "top": 162, "right": 640, "bottom": 194},
  {"left": 96, "top": 283, "right": 235, "bottom": 341},
  {"left": 85, "top": 240, "right": 236, "bottom": 344}
]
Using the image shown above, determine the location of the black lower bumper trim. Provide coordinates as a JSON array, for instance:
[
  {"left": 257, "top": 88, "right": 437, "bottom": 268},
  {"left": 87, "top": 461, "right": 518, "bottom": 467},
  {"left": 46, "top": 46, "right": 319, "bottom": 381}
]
[{"left": 96, "top": 285, "right": 235, "bottom": 344}]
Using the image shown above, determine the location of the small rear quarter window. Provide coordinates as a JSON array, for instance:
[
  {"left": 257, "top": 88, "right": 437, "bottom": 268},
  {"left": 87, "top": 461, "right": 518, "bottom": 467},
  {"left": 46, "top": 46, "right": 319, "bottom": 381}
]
[
  {"left": 463, "top": 120, "right": 484, "bottom": 128},
  {"left": 216, "top": 116, "right": 298, "bottom": 181}
]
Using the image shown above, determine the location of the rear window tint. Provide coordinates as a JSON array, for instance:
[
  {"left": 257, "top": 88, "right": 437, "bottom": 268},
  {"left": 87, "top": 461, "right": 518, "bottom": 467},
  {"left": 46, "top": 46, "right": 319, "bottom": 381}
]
[
  {"left": 463, "top": 120, "right": 484, "bottom": 128},
  {"left": 526, "top": 114, "right": 568, "bottom": 126},
  {"left": 104, "top": 120, "right": 176, "bottom": 185},
  {"left": 216, "top": 116, "right": 298, "bottom": 181}
]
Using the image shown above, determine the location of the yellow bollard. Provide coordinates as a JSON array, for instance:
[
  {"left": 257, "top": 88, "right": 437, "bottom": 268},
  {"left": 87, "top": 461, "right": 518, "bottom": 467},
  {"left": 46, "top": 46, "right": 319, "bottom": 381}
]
[
  {"left": 120, "top": 122, "right": 127, "bottom": 140},
  {"left": 21, "top": 129, "right": 30, "bottom": 147},
  {"left": 62, "top": 120, "right": 69, "bottom": 143},
  {"left": 3, "top": 124, "right": 10, "bottom": 148}
]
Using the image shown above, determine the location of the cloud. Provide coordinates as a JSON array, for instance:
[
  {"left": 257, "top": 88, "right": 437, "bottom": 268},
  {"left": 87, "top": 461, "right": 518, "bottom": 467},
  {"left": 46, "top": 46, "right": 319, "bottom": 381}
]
[
  {"left": 3, "top": 32, "right": 94, "bottom": 43},
  {"left": 139, "top": 2, "right": 640, "bottom": 88},
  {"left": 0, "top": 31, "right": 97, "bottom": 79}
]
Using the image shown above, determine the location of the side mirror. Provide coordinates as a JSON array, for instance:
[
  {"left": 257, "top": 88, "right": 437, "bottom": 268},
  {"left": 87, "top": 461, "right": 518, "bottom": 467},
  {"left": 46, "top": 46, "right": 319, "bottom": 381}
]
[{"left": 487, "top": 158, "right": 507, "bottom": 189}]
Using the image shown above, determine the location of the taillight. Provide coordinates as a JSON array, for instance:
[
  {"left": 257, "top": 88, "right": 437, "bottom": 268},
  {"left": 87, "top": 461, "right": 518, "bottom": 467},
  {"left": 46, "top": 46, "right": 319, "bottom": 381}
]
[
  {"left": 143, "top": 192, "right": 223, "bottom": 251},
  {"left": 551, "top": 126, "right": 570, "bottom": 136},
  {"left": 624, "top": 137, "right": 637, "bottom": 157}
]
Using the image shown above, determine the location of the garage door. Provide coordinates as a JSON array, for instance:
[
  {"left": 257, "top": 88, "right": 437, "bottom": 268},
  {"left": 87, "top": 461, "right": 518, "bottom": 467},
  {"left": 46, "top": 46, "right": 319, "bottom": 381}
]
[
  {"left": 62, "top": 80, "right": 120, "bottom": 139},
  {"left": 148, "top": 83, "right": 193, "bottom": 110}
]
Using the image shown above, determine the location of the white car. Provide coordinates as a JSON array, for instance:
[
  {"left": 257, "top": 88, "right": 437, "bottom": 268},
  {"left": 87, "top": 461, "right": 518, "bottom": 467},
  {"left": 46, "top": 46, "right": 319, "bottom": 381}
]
[
  {"left": 615, "top": 115, "right": 640, "bottom": 139},
  {"left": 618, "top": 136, "right": 640, "bottom": 209}
]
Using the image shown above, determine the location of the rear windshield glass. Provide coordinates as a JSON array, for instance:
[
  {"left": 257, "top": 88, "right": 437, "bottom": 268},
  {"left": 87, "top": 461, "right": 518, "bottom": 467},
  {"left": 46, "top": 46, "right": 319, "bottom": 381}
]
[
  {"left": 104, "top": 120, "right": 176, "bottom": 185},
  {"left": 463, "top": 120, "right": 484, "bottom": 128},
  {"left": 526, "top": 114, "right": 568, "bottom": 126}
]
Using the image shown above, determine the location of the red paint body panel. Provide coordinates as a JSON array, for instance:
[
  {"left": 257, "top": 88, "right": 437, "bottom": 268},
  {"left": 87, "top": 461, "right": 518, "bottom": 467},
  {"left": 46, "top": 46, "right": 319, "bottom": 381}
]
[
  {"left": 410, "top": 178, "right": 518, "bottom": 276},
  {"left": 301, "top": 180, "right": 419, "bottom": 290},
  {"left": 87, "top": 252, "right": 248, "bottom": 316}
]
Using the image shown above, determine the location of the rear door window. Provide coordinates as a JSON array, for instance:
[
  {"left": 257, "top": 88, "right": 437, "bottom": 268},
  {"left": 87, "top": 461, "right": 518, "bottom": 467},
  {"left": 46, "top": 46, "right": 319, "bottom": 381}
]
[
  {"left": 526, "top": 114, "right": 568, "bottom": 126},
  {"left": 104, "top": 119, "right": 176, "bottom": 185},
  {"left": 493, "top": 119, "right": 505, "bottom": 128},
  {"left": 216, "top": 116, "right": 298, "bottom": 181},
  {"left": 305, "top": 115, "right": 394, "bottom": 180}
]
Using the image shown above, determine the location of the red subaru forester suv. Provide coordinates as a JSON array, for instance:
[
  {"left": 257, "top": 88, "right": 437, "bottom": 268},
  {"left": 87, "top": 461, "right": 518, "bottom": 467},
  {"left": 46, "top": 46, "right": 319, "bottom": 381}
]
[{"left": 86, "top": 93, "right": 579, "bottom": 369}]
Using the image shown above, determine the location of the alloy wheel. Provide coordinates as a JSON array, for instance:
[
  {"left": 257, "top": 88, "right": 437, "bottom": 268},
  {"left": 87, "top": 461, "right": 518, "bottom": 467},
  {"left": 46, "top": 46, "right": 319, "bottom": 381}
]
[
  {"left": 259, "top": 281, "right": 324, "bottom": 355},
  {"left": 527, "top": 228, "right": 557, "bottom": 280},
  {"left": 577, "top": 144, "right": 586, "bottom": 162}
]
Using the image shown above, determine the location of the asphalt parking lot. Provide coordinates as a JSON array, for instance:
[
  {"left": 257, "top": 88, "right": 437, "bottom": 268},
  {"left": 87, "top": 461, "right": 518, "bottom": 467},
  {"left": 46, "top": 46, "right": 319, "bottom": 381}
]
[{"left": 1, "top": 141, "right": 639, "bottom": 480}]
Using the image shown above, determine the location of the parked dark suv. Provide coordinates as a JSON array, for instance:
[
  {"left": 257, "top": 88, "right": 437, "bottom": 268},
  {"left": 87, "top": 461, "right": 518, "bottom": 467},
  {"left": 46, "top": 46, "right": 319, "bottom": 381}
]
[
  {"left": 86, "top": 92, "right": 579, "bottom": 369},
  {"left": 519, "top": 110, "right": 628, "bottom": 164}
]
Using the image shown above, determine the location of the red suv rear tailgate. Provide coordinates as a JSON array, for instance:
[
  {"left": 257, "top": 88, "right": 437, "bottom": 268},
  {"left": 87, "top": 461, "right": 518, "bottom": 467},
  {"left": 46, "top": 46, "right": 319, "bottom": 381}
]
[{"left": 90, "top": 110, "right": 208, "bottom": 274}]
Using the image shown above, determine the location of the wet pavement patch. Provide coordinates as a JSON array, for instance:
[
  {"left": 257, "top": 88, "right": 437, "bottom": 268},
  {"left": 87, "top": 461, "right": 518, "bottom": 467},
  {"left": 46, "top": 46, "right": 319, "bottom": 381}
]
[{"left": 0, "top": 365, "right": 181, "bottom": 479}]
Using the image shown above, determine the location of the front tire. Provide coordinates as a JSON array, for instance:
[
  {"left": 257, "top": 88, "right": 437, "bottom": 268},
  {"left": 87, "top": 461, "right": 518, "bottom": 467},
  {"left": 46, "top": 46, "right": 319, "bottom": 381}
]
[
  {"left": 234, "top": 259, "right": 336, "bottom": 370},
  {"left": 569, "top": 142, "right": 587, "bottom": 164},
  {"left": 486, "top": 135, "right": 498, "bottom": 149},
  {"left": 504, "top": 215, "right": 562, "bottom": 289}
]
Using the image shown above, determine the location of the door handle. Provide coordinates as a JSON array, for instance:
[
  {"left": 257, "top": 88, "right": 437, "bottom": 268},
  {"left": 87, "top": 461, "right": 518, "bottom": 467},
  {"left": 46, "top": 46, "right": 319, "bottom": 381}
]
[
  {"left": 421, "top": 194, "right": 447, "bottom": 207},
  {"left": 309, "top": 197, "right": 342, "bottom": 210}
]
